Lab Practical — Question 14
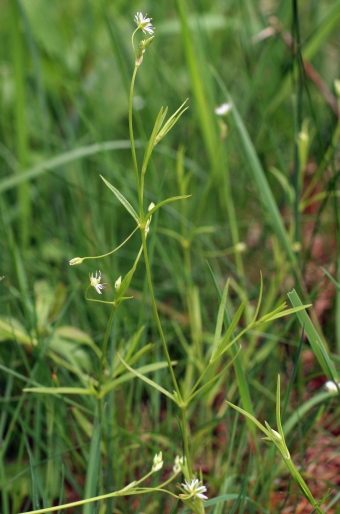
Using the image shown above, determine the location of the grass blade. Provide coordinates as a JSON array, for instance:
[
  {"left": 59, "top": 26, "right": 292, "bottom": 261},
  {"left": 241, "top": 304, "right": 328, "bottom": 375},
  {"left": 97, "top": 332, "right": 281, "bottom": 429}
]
[
  {"left": 288, "top": 289, "right": 338, "bottom": 380},
  {"left": 83, "top": 418, "right": 102, "bottom": 514}
]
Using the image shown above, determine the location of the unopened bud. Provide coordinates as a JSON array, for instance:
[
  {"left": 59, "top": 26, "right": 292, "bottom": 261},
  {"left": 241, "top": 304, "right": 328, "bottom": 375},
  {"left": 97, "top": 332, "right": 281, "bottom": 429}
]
[
  {"left": 69, "top": 257, "right": 83, "bottom": 266},
  {"left": 115, "top": 276, "right": 122, "bottom": 291},
  {"left": 152, "top": 451, "right": 163, "bottom": 472}
]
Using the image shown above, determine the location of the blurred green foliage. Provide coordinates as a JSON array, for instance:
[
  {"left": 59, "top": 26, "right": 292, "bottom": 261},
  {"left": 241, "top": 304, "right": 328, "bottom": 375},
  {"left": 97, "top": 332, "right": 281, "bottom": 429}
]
[{"left": 1, "top": 0, "right": 340, "bottom": 512}]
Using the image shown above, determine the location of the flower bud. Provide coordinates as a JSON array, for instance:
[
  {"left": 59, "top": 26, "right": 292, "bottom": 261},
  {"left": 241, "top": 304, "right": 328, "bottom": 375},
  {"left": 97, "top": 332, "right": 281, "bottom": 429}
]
[
  {"left": 115, "top": 276, "right": 122, "bottom": 291},
  {"left": 69, "top": 257, "right": 83, "bottom": 266},
  {"left": 173, "top": 455, "right": 183, "bottom": 473},
  {"left": 152, "top": 451, "right": 163, "bottom": 472}
]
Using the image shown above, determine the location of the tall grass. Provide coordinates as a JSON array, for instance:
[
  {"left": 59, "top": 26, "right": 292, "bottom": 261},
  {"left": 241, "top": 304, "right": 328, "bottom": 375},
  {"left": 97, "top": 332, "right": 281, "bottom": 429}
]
[{"left": 1, "top": 1, "right": 340, "bottom": 513}]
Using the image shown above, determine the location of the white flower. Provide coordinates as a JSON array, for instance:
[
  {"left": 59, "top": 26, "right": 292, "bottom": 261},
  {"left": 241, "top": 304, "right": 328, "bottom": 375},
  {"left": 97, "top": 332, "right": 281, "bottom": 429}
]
[
  {"left": 148, "top": 202, "right": 155, "bottom": 211},
  {"left": 325, "top": 380, "right": 340, "bottom": 393},
  {"left": 214, "top": 102, "right": 232, "bottom": 116},
  {"left": 173, "top": 455, "right": 183, "bottom": 473},
  {"left": 134, "top": 12, "right": 155, "bottom": 35},
  {"left": 181, "top": 478, "right": 208, "bottom": 501},
  {"left": 89, "top": 270, "right": 106, "bottom": 294},
  {"left": 152, "top": 452, "right": 163, "bottom": 472}
]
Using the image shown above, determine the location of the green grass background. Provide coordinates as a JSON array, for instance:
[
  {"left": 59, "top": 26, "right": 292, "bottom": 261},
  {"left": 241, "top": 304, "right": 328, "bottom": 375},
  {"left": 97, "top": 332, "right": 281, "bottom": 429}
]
[{"left": 1, "top": 0, "right": 340, "bottom": 512}]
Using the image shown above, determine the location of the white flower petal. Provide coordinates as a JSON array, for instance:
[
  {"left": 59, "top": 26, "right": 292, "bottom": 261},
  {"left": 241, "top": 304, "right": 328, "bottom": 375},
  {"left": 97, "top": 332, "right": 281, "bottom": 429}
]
[
  {"left": 89, "top": 271, "right": 107, "bottom": 295},
  {"left": 214, "top": 102, "right": 232, "bottom": 115}
]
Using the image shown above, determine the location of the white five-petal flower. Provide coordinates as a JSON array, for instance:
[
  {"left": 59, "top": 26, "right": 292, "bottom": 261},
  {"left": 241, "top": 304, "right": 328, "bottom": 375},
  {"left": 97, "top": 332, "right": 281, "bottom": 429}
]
[
  {"left": 134, "top": 12, "right": 155, "bottom": 35},
  {"left": 89, "top": 270, "right": 106, "bottom": 294},
  {"left": 181, "top": 478, "right": 208, "bottom": 501}
]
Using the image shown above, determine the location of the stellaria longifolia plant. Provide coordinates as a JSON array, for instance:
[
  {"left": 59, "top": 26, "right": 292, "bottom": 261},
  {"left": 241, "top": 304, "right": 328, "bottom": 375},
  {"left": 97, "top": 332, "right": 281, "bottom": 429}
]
[{"left": 22, "top": 12, "right": 321, "bottom": 514}]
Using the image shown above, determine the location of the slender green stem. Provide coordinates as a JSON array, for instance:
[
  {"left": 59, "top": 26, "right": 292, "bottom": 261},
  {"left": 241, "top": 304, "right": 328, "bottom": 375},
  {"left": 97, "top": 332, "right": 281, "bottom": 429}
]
[
  {"left": 222, "top": 151, "right": 245, "bottom": 278},
  {"left": 10, "top": 0, "right": 30, "bottom": 248},
  {"left": 129, "top": 65, "right": 142, "bottom": 212},
  {"left": 98, "top": 305, "right": 116, "bottom": 384},
  {"left": 141, "top": 229, "right": 181, "bottom": 398},
  {"left": 181, "top": 407, "right": 192, "bottom": 475},
  {"left": 284, "top": 458, "right": 325, "bottom": 514},
  {"left": 82, "top": 226, "right": 139, "bottom": 262},
  {"left": 21, "top": 478, "right": 179, "bottom": 514},
  {"left": 97, "top": 304, "right": 116, "bottom": 418}
]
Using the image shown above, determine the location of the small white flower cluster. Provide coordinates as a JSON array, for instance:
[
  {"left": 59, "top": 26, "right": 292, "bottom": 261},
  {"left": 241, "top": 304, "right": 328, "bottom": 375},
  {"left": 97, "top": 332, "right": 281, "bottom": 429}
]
[
  {"left": 134, "top": 12, "right": 155, "bottom": 35},
  {"left": 181, "top": 478, "right": 208, "bottom": 501}
]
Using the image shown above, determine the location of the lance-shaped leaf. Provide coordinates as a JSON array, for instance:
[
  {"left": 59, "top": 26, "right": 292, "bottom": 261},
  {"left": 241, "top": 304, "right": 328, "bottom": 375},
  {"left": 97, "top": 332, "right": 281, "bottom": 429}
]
[
  {"left": 256, "top": 304, "right": 312, "bottom": 324},
  {"left": 154, "top": 99, "right": 189, "bottom": 145},
  {"left": 100, "top": 175, "right": 139, "bottom": 223},
  {"left": 117, "top": 354, "right": 177, "bottom": 403},
  {"left": 145, "top": 194, "right": 191, "bottom": 220},
  {"left": 142, "top": 106, "right": 168, "bottom": 174},
  {"left": 210, "top": 298, "right": 247, "bottom": 363},
  {"left": 100, "top": 361, "right": 173, "bottom": 398},
  {"left": 210, "top": 280, "right": 229, "bottom": 360}
]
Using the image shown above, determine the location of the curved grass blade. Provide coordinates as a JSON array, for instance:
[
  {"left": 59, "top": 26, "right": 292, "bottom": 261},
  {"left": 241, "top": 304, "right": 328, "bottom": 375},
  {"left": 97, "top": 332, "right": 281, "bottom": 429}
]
[{"left": 0, "top": 140, "right": 138, "bottom": 193}]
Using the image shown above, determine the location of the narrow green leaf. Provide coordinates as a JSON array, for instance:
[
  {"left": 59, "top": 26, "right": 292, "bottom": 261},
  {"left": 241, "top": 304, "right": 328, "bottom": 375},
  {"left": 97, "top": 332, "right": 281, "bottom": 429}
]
[
  {"left": 189, "top": 347, "right": 240, "bottom": 402},
  {"left": 83, "top": 418, "right": 102, "bottom": 514},
  {"left": 288, "top": 289, "right": 338, "bottom": 380},
  {"left": 321, "top": 266, "right": 340, "bottom": 293},
  {"left": 154, "top": 99, "right": 189, "bottom": 145},
  {"left": 206, "top": 262, "right": 257, "bottom": 442},
  {"left": 211, "top": 280, "right": 230, "bottom": 358},
  {"left": 226, "top": 401, "right": 270, "bottom": 438},
  {"left": 212, "top": 299, "right": 247, "bottom": 363},
  {"left": 257, "top": 304, "right": 311, "bottom": 324},
  {"left": 283, "top": 391, "right": 336, "bottom": 435},
  {"left": 100, "top": 175, "right": 139, "bottom": 222},
  {"left": 23, "top": 387, "right": 93, "bottom": 395},
  {"left": 100, "top": 361, "right": 172, "bottom": 397},
  {"left": 142, "top": 106, "right": 167, "bottom": 173},
  {"left": 276, "top": 376, "right": 284, "bottom": 437},
  {"left": 145, "top": 194, "right": 191, "bottom": 220},
  {"left": 117, "top": 354, "right": 176, "bottom": 402},
  {"left": 252, "top": 271, "right": 263, "bottom": 323},
  {"left": 0, "top": 140, "right": 138, "bottom": 193}
]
